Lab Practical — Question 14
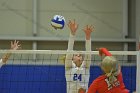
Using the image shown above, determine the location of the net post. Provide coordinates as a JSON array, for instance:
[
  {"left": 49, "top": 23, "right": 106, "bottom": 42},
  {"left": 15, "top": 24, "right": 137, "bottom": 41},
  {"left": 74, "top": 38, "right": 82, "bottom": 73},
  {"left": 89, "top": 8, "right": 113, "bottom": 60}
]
[{"left": 136, "top": 51, "right": 140, "bottom": 93}]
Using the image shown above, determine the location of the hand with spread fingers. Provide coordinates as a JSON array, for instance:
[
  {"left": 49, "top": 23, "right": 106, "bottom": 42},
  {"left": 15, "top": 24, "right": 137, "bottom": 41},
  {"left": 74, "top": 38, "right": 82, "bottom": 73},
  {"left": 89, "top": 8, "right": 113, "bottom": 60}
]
[
  {"left": 10, "top": 40, "right": 21, "bottom": 50},
  {"left": 67, "top": 19, "right": 78, "bottom": 36},
  {"left": 0, "top": 40, "right": 21, "bottom": 65},
  {"left": 83, "top": 25, "right": 94, "bottom": 40}
]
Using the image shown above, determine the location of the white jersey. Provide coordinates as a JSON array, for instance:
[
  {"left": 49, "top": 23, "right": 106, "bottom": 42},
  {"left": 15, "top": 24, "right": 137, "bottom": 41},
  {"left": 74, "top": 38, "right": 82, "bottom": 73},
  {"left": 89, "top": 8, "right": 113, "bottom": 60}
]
[
  {"left": 65, "top": 61, "right": 90, "bottom": 93},
  {"left": 65, "top": 33, "right": 91, "bottom": 93}
]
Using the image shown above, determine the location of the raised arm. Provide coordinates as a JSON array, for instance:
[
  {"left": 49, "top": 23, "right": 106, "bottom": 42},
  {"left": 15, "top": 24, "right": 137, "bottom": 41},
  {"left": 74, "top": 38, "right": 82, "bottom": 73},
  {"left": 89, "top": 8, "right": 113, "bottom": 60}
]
[
  {"left": 98, "top": 48, "right": 112, "bottom": 56},
  {"left": 0, "top": 40, "right": 21, "bottom": 68},
  {"left": 65, "top": 20, "right": 78, "bottom": 69},
  {"left": 83, "top": 25, "right": 94, "bottom": 68},
  {"left": 98, "top": 47, "right": 121, "bottom": 74}
]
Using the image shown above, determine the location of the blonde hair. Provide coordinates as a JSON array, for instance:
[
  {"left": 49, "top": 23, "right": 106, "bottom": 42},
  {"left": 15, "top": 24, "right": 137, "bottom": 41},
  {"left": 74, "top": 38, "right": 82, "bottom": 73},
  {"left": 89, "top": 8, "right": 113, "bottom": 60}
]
[
  {"left": 101, "top": 56, "right": 119, "bottom": 84},
  {"left": 59, "top": 55, "right": 66, "bottom": 64},
  {"left": 59, "top": 53, "right": 84, "bottom": 64}
]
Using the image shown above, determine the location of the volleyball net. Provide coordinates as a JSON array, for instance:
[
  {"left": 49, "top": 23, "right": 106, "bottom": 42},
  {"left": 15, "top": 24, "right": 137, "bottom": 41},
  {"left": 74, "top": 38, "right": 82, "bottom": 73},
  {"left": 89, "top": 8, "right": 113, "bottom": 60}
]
[{"left": 0, "top": 50, "right": 139, "bottom": 93}]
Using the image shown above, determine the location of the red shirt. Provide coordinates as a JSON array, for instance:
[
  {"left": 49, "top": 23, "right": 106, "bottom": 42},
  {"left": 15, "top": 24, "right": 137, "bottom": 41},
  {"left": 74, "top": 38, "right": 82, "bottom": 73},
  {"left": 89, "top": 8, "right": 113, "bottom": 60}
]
[{"left": 87, "top": 72, "right": 129, "bottom": 93}]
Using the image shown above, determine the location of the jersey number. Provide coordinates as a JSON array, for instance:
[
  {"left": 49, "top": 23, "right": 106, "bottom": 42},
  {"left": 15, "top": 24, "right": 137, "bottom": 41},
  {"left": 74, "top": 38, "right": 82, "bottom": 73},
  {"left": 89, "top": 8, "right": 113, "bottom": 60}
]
[
  {"left": 105, "top": 78, "right": 120, "bottom": 90},
  {"left": 73, "top": 74, "right": 82, "bottom": 81}
]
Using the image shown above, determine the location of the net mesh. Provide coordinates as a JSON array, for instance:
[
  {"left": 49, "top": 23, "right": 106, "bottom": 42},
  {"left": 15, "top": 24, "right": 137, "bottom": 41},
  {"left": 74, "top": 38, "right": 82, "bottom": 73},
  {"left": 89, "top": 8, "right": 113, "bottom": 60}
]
[{"left": 0, "top": 50, "right": 138, "bottom": 93}]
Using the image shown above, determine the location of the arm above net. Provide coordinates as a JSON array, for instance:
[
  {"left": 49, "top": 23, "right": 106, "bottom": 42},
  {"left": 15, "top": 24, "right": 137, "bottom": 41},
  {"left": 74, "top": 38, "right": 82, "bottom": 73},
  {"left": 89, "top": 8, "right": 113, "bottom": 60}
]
[
  {"left": 83, "top": 25, "right": 93, "bottom": 68},
  {"left": 0, "top": 40, "right": 21, "bottom": 68},
  {"left": 65, "top": 34, "right": 75, "bottom": 70},
  {"left": 98, "top": 48, "right": 112, "bottom": 56},
  {"left": 84, "top": 39, "right": 91, "bottom": 68}
]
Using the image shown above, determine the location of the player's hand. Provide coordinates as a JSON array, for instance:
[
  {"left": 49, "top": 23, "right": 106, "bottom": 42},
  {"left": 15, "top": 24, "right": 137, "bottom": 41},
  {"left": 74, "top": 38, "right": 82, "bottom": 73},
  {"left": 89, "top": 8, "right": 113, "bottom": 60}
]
[
  {"left": 78, "top": 88, "right": 86, "bottom": 93},
  {"left": 10, "top": 40, "right": 21, "bottom": 50},
  {"left": 83, "top": 25, "right": 94, "bottom": 40},
  {"left": 67, "top": 19, "right": 78, "bottom": 35}
]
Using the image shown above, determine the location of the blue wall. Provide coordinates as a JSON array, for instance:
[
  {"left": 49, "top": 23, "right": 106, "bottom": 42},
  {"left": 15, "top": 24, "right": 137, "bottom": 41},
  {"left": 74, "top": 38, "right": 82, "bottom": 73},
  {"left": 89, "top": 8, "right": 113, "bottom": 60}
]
[{"left": 0, "top": 65, "right": 136, "bottom": 93}]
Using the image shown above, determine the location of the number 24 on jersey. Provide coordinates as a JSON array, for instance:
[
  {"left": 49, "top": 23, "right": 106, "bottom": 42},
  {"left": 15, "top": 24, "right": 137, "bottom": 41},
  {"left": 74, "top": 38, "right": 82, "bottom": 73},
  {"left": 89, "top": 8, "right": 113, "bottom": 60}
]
[{"left": 73, "top": 74, "right": 82, "bottom": 81}]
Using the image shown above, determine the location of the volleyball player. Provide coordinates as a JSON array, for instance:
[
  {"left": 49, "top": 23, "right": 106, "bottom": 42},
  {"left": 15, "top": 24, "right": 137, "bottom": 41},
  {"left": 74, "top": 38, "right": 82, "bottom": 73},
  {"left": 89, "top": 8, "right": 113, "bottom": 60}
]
[
  {"left": 87, "top": 48, "right": 129, "bottom": 93},
  {"left": 0, "top": 40, "right": 21, "bottom": 68},
  {"left": 65, "top": 19, "right": 94, "bottom": 93}
]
